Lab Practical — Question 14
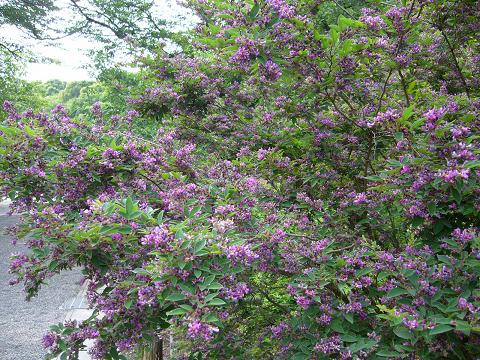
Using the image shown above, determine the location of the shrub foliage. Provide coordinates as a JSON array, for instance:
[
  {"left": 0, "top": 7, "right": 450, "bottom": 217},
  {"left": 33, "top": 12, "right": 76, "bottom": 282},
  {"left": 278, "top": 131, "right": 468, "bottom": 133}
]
[{"left": 1, "top": 0, "right": 479, "bottom": 359}]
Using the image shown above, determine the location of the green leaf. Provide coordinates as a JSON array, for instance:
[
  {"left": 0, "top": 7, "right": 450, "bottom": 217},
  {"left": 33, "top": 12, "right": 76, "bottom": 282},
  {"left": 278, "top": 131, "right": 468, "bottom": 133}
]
[
  {"left": 166, "top": 292, "right": 186, "bottom": 302},
  {"left": 393, "top": 327, "right": 412, "bottom": 340},
  {"left": 464, "top": 160, "right": 480, "bottom": 169},
  {"left": 377, "top": 350, "right": 403, "bottom": 357},
  {"left": 207, "top": 298, "right": 226, "bottom": 306},
  {"left": 429, "top": 324, "right": 453, "bottom": 335},
  {"left": 166, "top": 308, "right": 189, "bottom": 316},
  {"left": 204, "top": 292, "right": 218, "bottom": 302},
  {"left": 455, "top": 321, "right": 471, "bottom": 335},
  {"left": 194, "top": 239, "right": 207, "bottom": 255},
  {"left": 175, "top": 229, "right": 185, "bottom": 240},
  {"left": 207, "top": 282, "right": 223, "bottom": 290},
  {"left": 179, "top": 283, "right": 195, "bottom": 294},
  {"left": 427, "top": 203, "right": 437, "bottom": 215},
  {"left": 125, "top": 197, "right": 134, "bottom": 215},
  {"left": 341, "top": 334, "right": 358, "bottom": 342},
  {"left": 377, "top": 271, "right": 391, "bottom": 282},
  {"left": 386, "top": 287, "right": 409, "bottom": 298},
  {"left": 179, "top": 304, "right": 193, "bottom": 311},
  {"left": 202, "top": 313, "right": 219, "bottom": 323},
  {"left": 117, "top": 225, "right": 133, "bottom": 234},
  {"left": 330, "top": 28, "right": 339, "bottom": 43},
  {"left": 291, "top": 353, "right": 309, "bottom": 360},
  {"left": 410, "top": 118, "right": 424, "bottom": 130},
  {"left": 330, "top": 319, "right": 346, "bottom": 333},
  {"left": 100, "top": 224, "right": 132, "bottom": 235},
  {"left": 48, "top": 260, "right": 59, "bottom": 271},
  {"left": 157, "top": 210, "right": 165, "bottom": 224},
  {"left": 401, "top": 105, "right": 414, "bottom": 122},
  {"left": 132, "top": 268, "right": 149, "bottom": 275},
  {"left": 248, "top": 3, "right": 259, "bottom": 21},
  {"left": 125, "top": 299, "right": 134, "bottom": 309},
  {"left": 411, "top": 217, "right": 424, "bottom": 227},
  {"left": 337, "top": 15, "right": 365, "bottom": 30},
  {"left": 348, "top": 339, "right": 377, "bottom": 353},
  {"left": 204, "top": 274, "right": 215, "bottom": 285},
  {"left": 452, "top": 188, "right": 462, "bottom": 204},
  {"left": 364, "top": 175, "right": 383, "bottom": 182},
  {"left": 437, "top": 255, "right": 451, "bottom": 264}
]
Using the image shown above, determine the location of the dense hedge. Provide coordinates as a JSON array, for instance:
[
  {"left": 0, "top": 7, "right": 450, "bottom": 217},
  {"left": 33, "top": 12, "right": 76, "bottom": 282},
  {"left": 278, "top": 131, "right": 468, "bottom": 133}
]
[{"left": 1, "top": 0, "right": 479, "bottom": 359}]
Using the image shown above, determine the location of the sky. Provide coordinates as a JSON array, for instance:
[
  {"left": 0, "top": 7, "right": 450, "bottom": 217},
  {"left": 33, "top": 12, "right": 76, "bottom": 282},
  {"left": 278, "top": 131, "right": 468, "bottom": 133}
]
[
  {"left": 18, "top": 0, "right": 193, "bottom": 82},
  {"left": 25, "top": 35, "right": 94, "bottom": 82}
]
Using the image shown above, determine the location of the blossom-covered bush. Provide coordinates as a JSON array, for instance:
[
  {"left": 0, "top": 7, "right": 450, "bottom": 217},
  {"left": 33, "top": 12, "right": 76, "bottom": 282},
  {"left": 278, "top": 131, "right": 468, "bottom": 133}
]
[{"left": 1, "top": 0, "right": 479, "bottom": 359}]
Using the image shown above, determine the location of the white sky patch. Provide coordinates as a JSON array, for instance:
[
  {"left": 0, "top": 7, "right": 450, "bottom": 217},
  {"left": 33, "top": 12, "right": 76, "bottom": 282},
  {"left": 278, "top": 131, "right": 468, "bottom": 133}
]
[
  {"left": 25, "top": 35, "right": 95, "bottom": 81},
  {"left": 16, "top": 0, "right": 195, "bottom": 82}
]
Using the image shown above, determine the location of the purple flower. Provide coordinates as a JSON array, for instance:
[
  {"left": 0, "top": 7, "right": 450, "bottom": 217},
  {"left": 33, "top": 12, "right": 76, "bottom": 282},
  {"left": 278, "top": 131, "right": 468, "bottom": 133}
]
[
  {"left": 402, "top": 317, "right": 419, "bottom": 330},
  {"left": 438, "top": 168, "right": 470, "bottom": 183},
  {"left": 41, "top": 333, "right": 57, "bottom": 348},
  {"left": 91, "top": 101, "right": 102, "bottom": 118},
  {"left": 360, "top": 15, "right": 385, "bottom": 30},
  {"left": 141, "top": 226, "right": 169, "bottom": 248},
  {"left": 318, "top": 313, "right": 332, "bottom": 325},
  {"left": 231, "top": 38, "right": 260, "bottom": 65},
  {"left": 314, "top": 335, "right": 342, "bottom": 354},
  {"left": 271, "top": 322, "right": 289, "bottom": 338},
  {"left": 267, "top": 0, "right": 295, "bottom": 18},
  {"left": 262, "top": 60, "right": 282, "bottom": 81},
  {"left": 187, "top": 320, "right": 219, "bottom": 341},
  {"left": 451, "top": 228, "right": 475, "bottom": 244},
  {"left": 111, "top": 233, "right": 123, "bottom": 241},
  {"left": 24, "top": 165, "right": 46, "bottom": 177},
  {"left": 457, "top": 298, "right": 475, "bottom": 312},
  {"left": 458, "top": 298, "right": 468, "bottom": 309},
  {"left": 295, "top": 295, "right": 311, "bottom": 309},
  {"left": 422, "top": 108, "right": 445, "bottom": 131},
  {"left": 225, "top": 244, "right": 258, "bottom": 266},
  {"left": 243, "top": 176, "right": 260, "bottom": 192},
  {"left": 226, "top": 282, "right": 250, "bottom": 301}
]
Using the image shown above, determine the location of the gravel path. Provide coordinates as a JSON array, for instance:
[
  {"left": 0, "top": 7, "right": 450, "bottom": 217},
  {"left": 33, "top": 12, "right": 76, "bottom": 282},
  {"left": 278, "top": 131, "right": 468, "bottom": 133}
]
[{"left": 0, "top": 202, "right": 82, "bottom": 360}]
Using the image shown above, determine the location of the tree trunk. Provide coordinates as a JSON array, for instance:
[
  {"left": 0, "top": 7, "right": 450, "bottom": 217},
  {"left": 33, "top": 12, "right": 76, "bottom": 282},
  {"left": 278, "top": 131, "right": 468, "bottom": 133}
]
[{"left": 142, "top": 338, "right": 163, "bottom": 360}]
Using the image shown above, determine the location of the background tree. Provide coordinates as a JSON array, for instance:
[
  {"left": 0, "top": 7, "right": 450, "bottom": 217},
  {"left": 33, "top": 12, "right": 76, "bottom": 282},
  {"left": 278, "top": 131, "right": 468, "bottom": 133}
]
[{"left": 0, "top": 0, "right": 57, "bottom": 57}]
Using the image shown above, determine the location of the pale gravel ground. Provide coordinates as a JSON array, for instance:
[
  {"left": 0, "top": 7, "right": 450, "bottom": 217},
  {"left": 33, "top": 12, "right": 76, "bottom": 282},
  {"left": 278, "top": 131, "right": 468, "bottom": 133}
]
[{"left": 0, "top": 201, "right": 82, "bottom": 360}]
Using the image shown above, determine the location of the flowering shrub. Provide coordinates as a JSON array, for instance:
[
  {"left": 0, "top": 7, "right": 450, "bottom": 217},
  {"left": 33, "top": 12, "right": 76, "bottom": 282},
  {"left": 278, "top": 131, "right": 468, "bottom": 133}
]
[{"left": 1, "top": 0, "right": 480, "bottom": 359}]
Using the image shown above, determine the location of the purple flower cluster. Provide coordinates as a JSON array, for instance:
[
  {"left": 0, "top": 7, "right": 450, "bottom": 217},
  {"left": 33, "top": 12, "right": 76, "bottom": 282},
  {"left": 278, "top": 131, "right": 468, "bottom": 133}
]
[
  {"left": 267, "top": 0, "right": 295, "bottom": 19},
  {"left": 140, "top": 226, "right": 170, "bottom": 248},
  {"left": 225, "top": 244, "right": 258, "bottom": 266},
  {"left": 187, "top": 320, "right": 219, "bottom": 341}
]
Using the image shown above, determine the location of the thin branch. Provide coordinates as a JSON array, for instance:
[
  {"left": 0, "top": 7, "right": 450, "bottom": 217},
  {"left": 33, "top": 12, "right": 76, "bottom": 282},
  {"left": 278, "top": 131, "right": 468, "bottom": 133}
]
[
  {"left": 325, "top": 92, "right": 361, "bottom": 128},
  {"left": 398, "top": 69, "right": 410, "bottom": 106},
  {"left": 69, "top": 0, "right": 126, "bottom": 39},
  {"left": 364, "top": 132, "right": 373, "bottom": 176},
  {"left": 0, "top": 43, "right": 21, "bottom": 58},
  {"left": 375, "top": 69, "right": 393, "bottom": 115},
  {"left": 332, "top": 0, "right": 354, "bottom": 18},
  {"left": 251, "top": 284, "right": 290, "bottom": 313},
  {"left": 326, "top": 243, "right": 355, "bottom": 254},
  {"left": 136, "top": 172, "right": 163, "bottom": 191},
  {"left": 286, "top": 232, "right": 320, "bottom": 241},
  {"left": 440, "top": 29, "right": 470, "bottom": 98}
]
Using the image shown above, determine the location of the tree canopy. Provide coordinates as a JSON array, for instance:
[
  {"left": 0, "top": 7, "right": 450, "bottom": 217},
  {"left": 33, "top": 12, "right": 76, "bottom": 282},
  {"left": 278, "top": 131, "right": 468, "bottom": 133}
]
[{"left": 0, "top": 0, "right": 479, "bottom": 359}]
